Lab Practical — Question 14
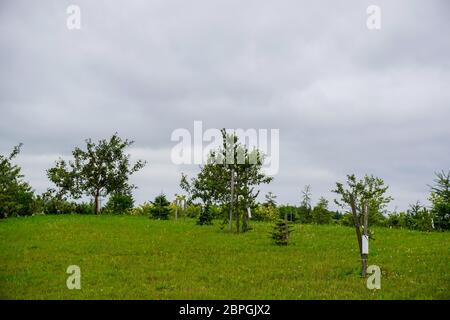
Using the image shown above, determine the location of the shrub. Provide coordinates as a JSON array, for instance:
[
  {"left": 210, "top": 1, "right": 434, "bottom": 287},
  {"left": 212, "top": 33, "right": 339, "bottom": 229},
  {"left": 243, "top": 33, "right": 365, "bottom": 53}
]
[
  {"left": 271, "top": 218, "right": 294, "bottom": 245},
  {"left": 130, "top": 202, "right": 153, "bottom": 216},
  {"left": 253, "top": 204, "right": 278, "bottom": 222},
  {"left": 103, "top": 192, "right": 134, "bottom": 214},
  {"left": 149, "top": 193, "right": 171, "bottom": 220},
  {"left": 197, "top": 204, "right": 214, "bottom": 225}
]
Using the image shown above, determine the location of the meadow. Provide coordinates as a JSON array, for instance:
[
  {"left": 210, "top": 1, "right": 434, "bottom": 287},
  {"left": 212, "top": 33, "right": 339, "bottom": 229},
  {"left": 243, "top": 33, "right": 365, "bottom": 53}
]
[{"left": 0, "top": 215, "right": 449, "bottom": 299}]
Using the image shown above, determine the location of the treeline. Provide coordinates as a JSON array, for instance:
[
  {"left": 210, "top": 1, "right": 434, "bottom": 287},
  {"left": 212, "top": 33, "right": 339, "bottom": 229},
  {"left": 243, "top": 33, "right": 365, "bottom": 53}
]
[{"left": 1, "top": 134, "right": 449, "bottom": 233}]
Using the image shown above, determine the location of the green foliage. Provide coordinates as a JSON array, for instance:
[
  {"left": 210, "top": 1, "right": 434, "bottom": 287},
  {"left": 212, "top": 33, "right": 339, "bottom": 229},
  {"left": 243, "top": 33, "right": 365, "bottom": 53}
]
[
  {"left": 103, "top": 192, "right": 134, "bottom": 215},
  {"left": 197, "top": 204, "right": 214, "bottom": 225},
  {"left": 181, "top": 129, "right": 273, "bottom": 233},
  {"left": 253, "top": 204, "right": 279, "bottom": 222},
  {"left": 130, "top": 202, "right": 153, "bottom": 216},
  {"left": 429, "top": 170, "right": 450, "bottom": 231},
  {"left": 271, "top": 218, "right": 294, "bottom": 245},
  {"left": 185, "top": 204, "right": 201, "bottom": 218},
  {"left": 387, "top": 202, "right": 434, "bottom": 232},
  {"left": 0, "top": 144, "right": 34, "bottom": 218},
  {"left": 47, "top": 133, "right": 146, "bottom": 214},
  {"left": 311, "top": 197, "right": 333, "bottom": 224},
  {"left": 278, "top": 205, "right": 298, "bottom": 222},
  {"left": 149, "top": 193, "right": 171, "bottom": 220},
  {"left": 33, "top": 190, "right": 94, "bottom": 215}
]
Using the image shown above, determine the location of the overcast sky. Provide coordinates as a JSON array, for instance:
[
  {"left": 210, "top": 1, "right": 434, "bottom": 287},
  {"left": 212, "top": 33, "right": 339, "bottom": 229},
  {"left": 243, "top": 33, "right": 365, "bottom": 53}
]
[{"left": 1, "top": 0, "right": 449, "bottom": 211}]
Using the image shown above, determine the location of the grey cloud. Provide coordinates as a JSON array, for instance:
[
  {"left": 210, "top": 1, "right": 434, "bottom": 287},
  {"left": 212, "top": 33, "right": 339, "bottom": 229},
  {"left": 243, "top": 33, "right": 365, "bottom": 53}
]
[{"left": 1, "top": 0, "right": 449, "bottom": 210}]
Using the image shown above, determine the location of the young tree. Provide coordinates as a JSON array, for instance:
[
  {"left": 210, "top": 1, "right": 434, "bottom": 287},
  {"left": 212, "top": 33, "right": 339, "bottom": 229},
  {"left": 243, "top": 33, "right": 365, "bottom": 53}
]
[
  {"left": 181, "top": 129, "right": 272, "bottom": 233},
  {"left": 0, "top": 144, "right": 34, "bottom": 218},
  {"left": 149, "top": 193, "right": 171, "bottom": 220},
  {"left": 271, "top": 216, "right": 294, "bottom": 245},
  {"left": 264, "top": 192, "right": 277, "bottom": 207},
  {"left": 299, "top": 185, "right": 312, "bottom": 223},
  {"left": 312, "top": 197, "right": 333, "bottom": 224},
  {"left": 429, "top": 170, "right": 450, "bottom": 231},
  {"left": 332, "top": 174, "right": 392, "bottom": 276},
  {"left": 47, "top": 133, "right": 146, "bottom": 214}
]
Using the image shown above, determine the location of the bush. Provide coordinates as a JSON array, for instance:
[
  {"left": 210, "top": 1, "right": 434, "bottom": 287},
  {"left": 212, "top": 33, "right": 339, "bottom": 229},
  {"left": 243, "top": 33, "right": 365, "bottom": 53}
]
[
  {"left": 102, "top": 192, "right": 134, "bottom": 214},
  {"left": 253, "top": 204, "right": 278, "bottom": 222},
  {"left": 130, "top": 202, "right": 153, "bottom": 216},
  {"left": 186, "top": 204, "right": 201, "bottom": 218},
  {"left": 197, "top": 204, "right": 214, "bottom": 225},
  {"left": 149, "top": 194, "right": 171, "bottom": 220}
]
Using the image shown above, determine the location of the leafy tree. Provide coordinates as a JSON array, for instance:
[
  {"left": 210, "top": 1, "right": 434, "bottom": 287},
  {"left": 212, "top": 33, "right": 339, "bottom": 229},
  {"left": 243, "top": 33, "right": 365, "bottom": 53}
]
[
  {"left": 429, "top": 170, "right": 450, "bottom": 231},
  {"left": 47, "top": 133, "right": 146, "bottom": 214},
  {"left": 149, "top": 193, "right": 171, "bottom": 220},
  {"left": 312, "top": 197, "right": 333, "bottom": 224},
  {"left": 333, "top": 174, "right": 392, "bottom": 275},
  {"left": 0, "top": 144, "right": 34, "bottom": 218},
  {"left": 181, "top": 129, "right": 272, "bottom": 233}
]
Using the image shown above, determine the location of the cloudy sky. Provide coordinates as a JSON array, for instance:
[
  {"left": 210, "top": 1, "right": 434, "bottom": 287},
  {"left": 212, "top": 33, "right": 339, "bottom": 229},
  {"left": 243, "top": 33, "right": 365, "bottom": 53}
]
[{"left": 1, "top": 0, "right": 449, "bottom": 211}]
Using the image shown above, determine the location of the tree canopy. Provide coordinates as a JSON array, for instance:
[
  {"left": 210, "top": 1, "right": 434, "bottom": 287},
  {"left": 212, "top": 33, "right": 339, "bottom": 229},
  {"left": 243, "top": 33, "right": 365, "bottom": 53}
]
[{"left": 47, "top": 133, "right": 146, "bottom": 214}]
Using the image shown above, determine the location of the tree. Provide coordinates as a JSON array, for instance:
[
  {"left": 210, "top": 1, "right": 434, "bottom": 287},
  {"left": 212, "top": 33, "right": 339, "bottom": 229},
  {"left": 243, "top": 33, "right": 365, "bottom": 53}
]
[
  {"left": 181, "top": 129, "right": 272, "bottom": 233},
  {"left": 406, "top": 201, "right": 434, "bottom": 232},
  {"left": 332, "top": 174, "right": 392, "bottom": 276},
  {"left": 47, "top": 133, "right": 146, "bottom": 214},
  {"left": 298, "top": 185, "right": 312, "bottom": 223},
  {"left": 0, "top": 144, "right": 34, "bottom": 218},
  {"left": 197, "top": 204, "right": 214, "bottom": 225},
  {"left": 271, "top": 217, "right": 294, "bottom": 245},
  {"left": 312, "top": 197, "right": 333, "bottom": 224},
  {"left": 149, "top": 193, "right": 171, "bottom": 220},
  {"left": 264, "top": 192, "right": 277, "bottom": 207},
  {"left": 429, "top": 170, "right": 450, "bottom": 231}
]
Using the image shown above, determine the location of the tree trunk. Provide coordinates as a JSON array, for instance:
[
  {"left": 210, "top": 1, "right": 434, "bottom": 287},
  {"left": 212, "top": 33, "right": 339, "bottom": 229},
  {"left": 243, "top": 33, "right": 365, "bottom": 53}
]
[
  {"left": 349, "top": 194, "right": 362, "bottom": 253},
  {"left": 183, "top": 199, "right": 186, "bottom": 222},
  {"left": 362, "top": 202, "right": 369, "bottom": 277},
  {"left": 229, "top": 168, "right": 234, "bottom": 233},
  {"left": 175, "top": 200, "right": 178, "bottom": 221},
  {"left": 94, "top": 190, "right": 100, "bottom": 215}
]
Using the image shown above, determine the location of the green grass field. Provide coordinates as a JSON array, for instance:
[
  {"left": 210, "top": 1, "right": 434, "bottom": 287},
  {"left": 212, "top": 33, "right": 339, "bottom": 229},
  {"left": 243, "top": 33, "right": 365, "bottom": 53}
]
[{"left": 0, "top": 215, "right": 449, "bottom": 299}]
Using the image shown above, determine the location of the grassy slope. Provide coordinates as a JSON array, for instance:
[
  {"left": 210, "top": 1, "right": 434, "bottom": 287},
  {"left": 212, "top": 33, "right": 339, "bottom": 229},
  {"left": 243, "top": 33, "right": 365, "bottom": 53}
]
[{"left": 0, "top": 215, "right": 449, "bottom": 299}]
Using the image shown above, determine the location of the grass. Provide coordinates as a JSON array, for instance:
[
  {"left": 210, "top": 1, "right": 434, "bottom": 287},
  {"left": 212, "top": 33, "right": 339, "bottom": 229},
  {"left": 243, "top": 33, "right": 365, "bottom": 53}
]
[{"left": 0, "top": 214, "right": 449, "bottom": 299}]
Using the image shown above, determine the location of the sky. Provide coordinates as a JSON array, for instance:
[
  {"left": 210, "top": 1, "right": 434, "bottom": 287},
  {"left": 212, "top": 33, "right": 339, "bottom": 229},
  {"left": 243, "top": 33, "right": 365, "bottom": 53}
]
[{"left": 1, "top": 0, "right": 449, "bottom": 211}]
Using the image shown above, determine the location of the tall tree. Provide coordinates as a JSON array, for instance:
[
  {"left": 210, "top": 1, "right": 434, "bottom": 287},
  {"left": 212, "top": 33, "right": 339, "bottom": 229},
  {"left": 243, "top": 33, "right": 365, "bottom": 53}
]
[
  {"left": 332, "top": 174, "right": 392, "bottom": 276},
  {"left": 181, "top": 129, "right": 272, "bottom": 232},
  {"left": 0, "top": 144, "right": 34, "bottom": 218},
  {"left": 47, "top": 133, "right": 146, "bottom": 214}
]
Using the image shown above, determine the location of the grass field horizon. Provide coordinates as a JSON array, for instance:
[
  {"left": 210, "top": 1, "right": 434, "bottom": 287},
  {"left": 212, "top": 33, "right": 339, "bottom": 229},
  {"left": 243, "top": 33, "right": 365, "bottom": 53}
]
[{"left": 1, "top": 215, "right": 448, "bottom": 300}]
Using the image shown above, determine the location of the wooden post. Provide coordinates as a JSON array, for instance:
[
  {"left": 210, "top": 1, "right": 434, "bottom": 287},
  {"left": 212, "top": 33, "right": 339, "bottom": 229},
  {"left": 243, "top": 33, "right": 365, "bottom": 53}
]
[
  {"left": 229, "top": 168, "right": 234, "bottom": 233},
  {"left": 175, "top": 199, "right": 178, "bottom": 221}
]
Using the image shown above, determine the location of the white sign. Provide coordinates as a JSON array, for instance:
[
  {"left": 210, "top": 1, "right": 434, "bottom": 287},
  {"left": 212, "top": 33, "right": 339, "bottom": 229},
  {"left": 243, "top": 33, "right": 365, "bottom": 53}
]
[
  {"left": 362, "top": 235, "right": 369, "bottom": 254},
  {"left": 247, "top": 207, "right": 251, "bottom": 218}
]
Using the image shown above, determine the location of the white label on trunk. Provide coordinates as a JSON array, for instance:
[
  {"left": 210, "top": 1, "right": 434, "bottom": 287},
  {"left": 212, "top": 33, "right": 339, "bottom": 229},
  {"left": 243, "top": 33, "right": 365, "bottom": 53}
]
[
  {"left": 247, "top": 207, "right": 251, "bottom": 218},
  {"left": 362, "top": 235, "right": 369, "bottom": 254}
]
